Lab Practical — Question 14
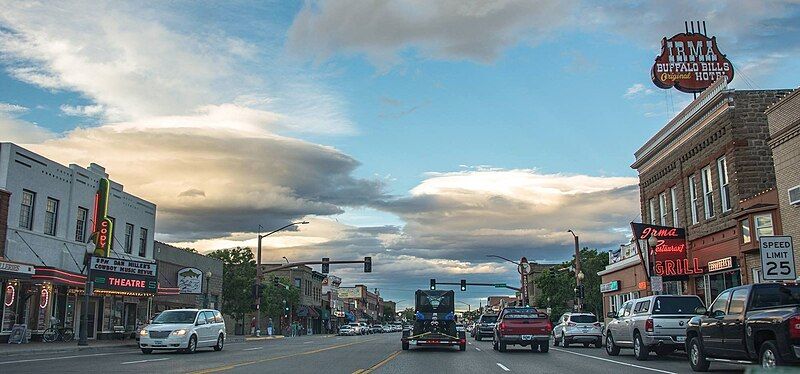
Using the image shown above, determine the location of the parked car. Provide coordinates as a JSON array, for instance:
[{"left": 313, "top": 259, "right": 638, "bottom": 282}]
[
  {"left": 686, "top": 283, "right": 800, "bottom": 371},
  {"left": 553, "top": 312, "right": 602, "bottom": 348},
  {"left": 382, "top": 325, "right": 393, "bottom": 333},
  {"left": 605, "top": 295, "right": 704, "bottom": 360},
  {"left": 359, "top": 322, "right": 370, "bottom": 334},
  {"left": 138, "top": 309, "right": 225, "bottom": 354},
  {"left": 474, "top": 314, "right": 498, "bottom": 341},
  {"left": 371, "top": 324, "right": 384, "bottom": 334},
  {"left": 492, "top": 307, "right": 552, "bottom": 352},
  {"left": 338, "top": 325, "right": 355, "bottom": 336}
]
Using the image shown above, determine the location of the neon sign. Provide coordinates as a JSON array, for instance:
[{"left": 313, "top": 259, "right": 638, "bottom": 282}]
[
  {"left": 39, "top": 288, "right": 49, "bottom": 309},
  {"left": 93, "top": 178, "right": 113, "bottom": 257},
  {"left": 4, "top": 285, "right": 14, "bottom": 307},
  {"left": 632, "top": 223, "right": 701, "bottom": 281}
]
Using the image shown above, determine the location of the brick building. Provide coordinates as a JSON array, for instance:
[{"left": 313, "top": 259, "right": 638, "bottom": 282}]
[
  {"left": 260, "top": 264, "right": 324, "bottom": 334},
  {"left": 767, "top": 88, "right": 800, "bottom": 272},
  {"left": 600, "top": 79, "right": 792, "bottom": 319}
]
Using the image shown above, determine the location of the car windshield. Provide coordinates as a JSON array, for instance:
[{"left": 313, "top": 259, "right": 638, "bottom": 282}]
[
  {"left": 752, "top": 285, "right": 800, "bottom": 309},
  {"left": 652, "top": 297, "right": 703, "bottom": 314},
  {"left": 570, "top": 315, "right": 597, "bottom": 323},
  {"left": 480, "top": 316, "right": 497, "bottom": 323},
  {"left": 150, "top": 310, "right": 198, "bottom": 324},
  {"left": 502, "top": 308, "right": 539, "bottom": 319}
]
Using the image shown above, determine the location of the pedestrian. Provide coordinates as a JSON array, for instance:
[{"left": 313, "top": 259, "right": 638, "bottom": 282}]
[
  {"left": 267, "top": 318, "right": 273, "bottom": 336},
  {"left": 250, "top": 316, "right": 256, "bottom": 336}
]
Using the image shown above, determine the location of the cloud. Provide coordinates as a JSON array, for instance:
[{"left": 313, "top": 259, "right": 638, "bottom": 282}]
[
  {"left": 287, "top": 0, "right": 577, "bottom": 67},
  {"left": 0, "top": 115, "right": 55, "bottom": 143},
  {"left": 624, "top": 83, "right": 653, "bottom": 99},
  {"left": 60, "top": 104, "right": 106, "bottom": 118},
  {"left": 0, "top": 102, "right": 28, "bottom": 114}
]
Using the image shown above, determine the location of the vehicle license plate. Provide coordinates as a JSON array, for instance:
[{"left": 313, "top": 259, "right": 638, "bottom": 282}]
[
  {"left": 154, "top": 340, "right": 162, "bottom": 345},
  {"left": 676, "top": 336, "right": 686, "bottom": 342},
  {"left": 522, "top": 335, "right": 532, "bottom": 340}
]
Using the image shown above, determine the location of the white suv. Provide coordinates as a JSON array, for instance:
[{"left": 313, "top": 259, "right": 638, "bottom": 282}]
[
  {"left": 139, "top": 309, "right": 226, "bottom": 354},
  {"left": 552, "top": 312, "right": 602, "bottom": 348}
]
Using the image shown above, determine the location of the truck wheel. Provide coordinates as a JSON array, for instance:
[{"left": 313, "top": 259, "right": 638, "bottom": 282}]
[
  {"left": 402, "top": 341, "right": 409, "bottom": 351},
  {"left": 562, "top": 333, "right": 569, "bottom": 348},
  {"left": 459, "top": 343, "right": 466, "bottom": 351},
  {"left": 499, "top": 341, "right": 507, "bottom": 352},
  {"left": 475, "top": 334, "right": 481, "bottom": 341},
  {"left": 552, "top": 333, "right": 559, "bottom": 347},
  {"left": 633, "top": 333, "right": 648, "bottom": 361},
  {"left": 605, "top": 334, "right": 620, "bottom": 356},
  {"left": 688, "top": 337, "right": 710, "bottom": 372},
  {"left": 760, "top": 340, "right": 783, "bottom": 368},
  {"left": 539, "top": 342, "right": 549, "bottom": 353},
  {"left": 594, "top": 338, "right": 602, "bottom": 348},
  {"left": 492, "top": 339, "right": 498, "bottom": 351}
]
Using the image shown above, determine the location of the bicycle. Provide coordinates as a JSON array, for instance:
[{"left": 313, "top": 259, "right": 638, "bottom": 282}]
[{"left": 43, "top": 319, "right": 75, "bottom": 343}]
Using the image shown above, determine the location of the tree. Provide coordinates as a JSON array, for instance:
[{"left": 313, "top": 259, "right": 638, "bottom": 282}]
[
  {"left": 400, "top": 307, "right": 415, "bottom": 322},
  {"left": 207, "top": 247, "right": 256, "bottom": 324},
  {"left": 534, "top": 248, "right": 609, "bottom": 322},
  {"left": 261, "top": 276, "right": 300, "bottom": 329}
]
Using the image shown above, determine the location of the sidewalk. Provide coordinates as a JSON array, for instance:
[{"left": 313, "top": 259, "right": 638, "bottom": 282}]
[{"left": 0, "top": 335, "right": 284, "bottom": 357}]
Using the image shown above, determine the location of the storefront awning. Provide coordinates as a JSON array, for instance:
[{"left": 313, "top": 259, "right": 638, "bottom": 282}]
[
  {"left": 33, "top": 267, "right": 86, "bottom": 287},
  {"left": 0, "top": 259, "right": 35, "bottom": 280},
  {"left": 297, "top": 305, "right": 320, "bottom": 319},
  {"left": 157, "top": 283, "right": 180, "bottom": 295}
]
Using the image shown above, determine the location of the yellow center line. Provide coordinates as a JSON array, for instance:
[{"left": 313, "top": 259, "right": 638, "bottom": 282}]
[
  {"left": 362, "top": 350, "right": 402, "bottom": 374},
  {"left": 192, "top": 338, "right": 379, "bottom": 374}
]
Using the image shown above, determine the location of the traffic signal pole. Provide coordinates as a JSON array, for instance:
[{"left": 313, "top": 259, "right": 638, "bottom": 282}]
[{"left": 430, "top": 279, "right": 521, "bottom": 292}]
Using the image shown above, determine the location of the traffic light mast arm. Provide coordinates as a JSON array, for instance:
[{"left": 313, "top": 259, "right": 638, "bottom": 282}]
[
  {"left": 433, "top": 281, "right": 520, "bottom": 292},
  {"left": 261, "top": 259, "right": 370, "bottom": 274}
]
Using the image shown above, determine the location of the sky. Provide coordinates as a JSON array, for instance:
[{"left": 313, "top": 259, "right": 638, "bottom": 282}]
[{"left": 1, "top": 0, "right": 799, "bottom": 310}]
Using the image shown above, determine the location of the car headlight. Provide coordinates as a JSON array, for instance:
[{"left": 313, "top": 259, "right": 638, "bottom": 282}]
[
  {"left": 171, "top": 329, "right": 187, "bottom": 336},
  {"left": 139, "top": 329, "right": 148, "bottom": 336}
]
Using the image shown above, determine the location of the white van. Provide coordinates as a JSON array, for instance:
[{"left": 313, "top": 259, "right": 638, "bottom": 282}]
[{"left": 139, "top": 309, "right": 226, "bottom": 354}]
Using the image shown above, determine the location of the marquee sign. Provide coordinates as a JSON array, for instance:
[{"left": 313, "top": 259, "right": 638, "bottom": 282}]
[
  {"left": 632, "top": 223, "right": 701, "bottom": 281},
  {"left": 89, "top": 256, "right": 158, "bottom": 295},
  {"left": 652, "top": 32, "right": 733, "bottom": 93},
  {"left": 93, "top": 178, "right": 113, "bottom": 257}
]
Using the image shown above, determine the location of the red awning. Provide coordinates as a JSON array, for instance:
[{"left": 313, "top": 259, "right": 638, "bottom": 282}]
[{"left": 33, "top": 267, "right": 86, "bottom": 287}]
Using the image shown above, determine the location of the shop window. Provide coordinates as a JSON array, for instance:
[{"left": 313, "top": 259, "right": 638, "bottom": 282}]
[
  {"left": 138, "top": 228, "right": 148, "bottom": 257},
  {"left": 44, "top": 198, "right": 59, "bottom": 236},
  {"left": 701, "top": 166, "right": 715, "bottom": 219},
  {"left": 663, "top": 281, "right": 683, "bottom": 295},
  {"left": 688, "top": 176, "right": 699, "bottom": 225},
  {"left": 124, "top": 223, "right": 134, "bottom": 254},
  {"left": 649, "top": 198, "right": 657, "bottom": 225},
  {"left": 754, "top": 214, "right": 774, "bottom": 240},
  {"left": 741, "top": 219, "right": 751, "bottom": 244},
  {"left": 670, "top": 187, "right": 679, "bottom": 227},
  {"left": 19, "top": 190, "right": 35, "bottom": 230},
  {"left": 2, "top": 282, "right": 19, "bottom": 332},
  {"left": 659, "top": 192, "right": 668, "bottom": 226},
  {"left": 76, "top": 207, "right": 88, "bottom": 242},
  {"left": 717, "top": 157, "right": 731, "bottom": 212}
]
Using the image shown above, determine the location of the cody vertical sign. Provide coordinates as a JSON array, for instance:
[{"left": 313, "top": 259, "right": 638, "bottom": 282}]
[
  {"left": 93, "top": 178, "right": 113, "bottom": 257},
  {"left": 760, "top": 236, "right": 796, "bottom": 281}
]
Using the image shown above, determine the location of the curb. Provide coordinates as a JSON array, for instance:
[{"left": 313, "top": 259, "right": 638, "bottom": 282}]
[
  {"left": 243, "top": 335, "right": 285, "bottom": 342},
  {"left": 0, "top": 342, "right": 139, "bottom": 357}
]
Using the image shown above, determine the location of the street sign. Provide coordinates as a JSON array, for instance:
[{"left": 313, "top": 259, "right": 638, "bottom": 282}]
[
  {"left": 651, "top": 275, "right": 663, "bottom": 293},
  {"left": 493, "top": 283, "right": 507, "bottom": 288},
  {"left": 760, "top": 236, "right": 796, "bottom": 281}
]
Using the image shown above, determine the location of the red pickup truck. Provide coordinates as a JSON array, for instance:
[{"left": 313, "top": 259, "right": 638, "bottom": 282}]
[{"left": 493, "top": 307, "right": 552, "bottom": 352}]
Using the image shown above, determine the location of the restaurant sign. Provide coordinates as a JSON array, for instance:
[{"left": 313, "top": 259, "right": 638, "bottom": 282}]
[
  {"left": 708, "top": 256, "right": 735, "bottom": 272},
  {"left": 652, "top": 32, "right": 733, "bottom": 93},
  {"left": 89, "top": 257, "right": 157, "bottom": 295},
  {"left": 632, "top": 223, "right": 702, "bottom": 281}
]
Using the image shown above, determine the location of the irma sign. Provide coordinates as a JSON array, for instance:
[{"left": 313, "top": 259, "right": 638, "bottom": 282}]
[
  {"left": 632, "top": 223, "right": 701, "bottom": 281},
  {"left": 652, "top": 32, "right": 733, "bottom": 93}
]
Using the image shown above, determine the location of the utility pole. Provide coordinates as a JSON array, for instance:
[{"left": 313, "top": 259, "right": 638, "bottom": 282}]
[
  {"left": 254, "top": 221, "right": 309, "bottom": 336},
  {"left": 568, "top": 230, "right": 584, "bottom": 312}
]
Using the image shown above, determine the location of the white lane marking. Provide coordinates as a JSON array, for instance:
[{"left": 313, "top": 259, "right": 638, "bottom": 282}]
[
  {"left": 121, "top": 358, "right": 170, "bottom": 365},
  {"left": 243, "top": 347, "right": 263, "bottom": 351},
  {"left": 0, "top": 352, "right": 129, "bottom": 365},
  {"left": 496, "top": 363, "right": 510, "bottom": 371},
  {"left": 303, "top": 341, "right": 313, "bottom": 344},
  {"left": 551, "top": 348, "right": 677, "bottom": 374},
  {"left": 475, "top": 347, "right": 482, "bottom": 351}
]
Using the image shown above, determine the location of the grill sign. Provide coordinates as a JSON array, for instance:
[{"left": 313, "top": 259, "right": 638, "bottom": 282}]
[
  {"left": 632, "top": 223, "right": 701, "bottom": 281},
  {"left": 652, "top": 32, "right": 733, "bottom": 93}
]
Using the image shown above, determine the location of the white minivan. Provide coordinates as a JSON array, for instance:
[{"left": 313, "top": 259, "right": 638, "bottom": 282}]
[{"left": 139, "top": 309, "right": 226, "bottom": 354}]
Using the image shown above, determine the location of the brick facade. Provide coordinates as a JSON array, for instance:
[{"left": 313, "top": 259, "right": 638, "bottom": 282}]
[
  {"left": 0, "top": 189, "right": 9, "bottom": 258},
  {"left": 767, "top": 88, "right": 800, "bottom": 273}
]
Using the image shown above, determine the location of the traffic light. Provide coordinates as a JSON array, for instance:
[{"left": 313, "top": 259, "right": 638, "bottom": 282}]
[
  {"left": 430, "top": 279, "right": 436, "bottom": 290},
  {"left": 364, "top": 256, "right": 372, "bottom": 273},
  {"left": 252, "top": 284, "right": 259, "bottom": 299},
  {"left": 575, "top": 284, "right": 585, "bottom": 299},
  {"left": 272, "top": 277, "right": 280, "bottom": 287},
  {"left": 322, "top": 257, "right": 330, "bottom": 274},
  {"left": 283, "top": 300, "right": 289, "bottom": 317},
  {"left": 460, "top": 279, "right": 467, "bottom": 291}
]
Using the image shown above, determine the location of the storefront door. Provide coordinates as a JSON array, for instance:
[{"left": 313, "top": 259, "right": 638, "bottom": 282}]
[
  {"left": 86, "top": 300, "right": 98, "bottom": 339},
  {"left": 701, "top": 269, "right": 741, "bottom": 306}
]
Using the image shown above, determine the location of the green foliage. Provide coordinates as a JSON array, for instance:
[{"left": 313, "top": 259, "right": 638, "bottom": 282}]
[
  {"left": 400, "top": 307, "right": 415, "bottom": 322},
  {"left": 534, "top": 248, "right": 609, "bottom": 322},
  {"left": 261, "top": 276, "right": 300, "bottom": 322},
  {"left": 207, "top": 247, "right": 255, "bottom": 321}
]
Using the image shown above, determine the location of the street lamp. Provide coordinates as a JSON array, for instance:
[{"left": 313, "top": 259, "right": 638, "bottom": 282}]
[
  {"left": 204, "top": 271, "right": 213, "bottom": 308},
  {"left": 567, "top": 230, "right": 583, "bottom": 312},
  {"left": 456, "top": 301, "right": 471, "bottom": 312},
  {"left": 282, "top": 256, "right": 290, "bottom": 264},
  {"left": 485, "top": 254, "right": 520, "bottom": 265},
  {"left": 254, "top": 221, "right": 309, "bottom": 336}
]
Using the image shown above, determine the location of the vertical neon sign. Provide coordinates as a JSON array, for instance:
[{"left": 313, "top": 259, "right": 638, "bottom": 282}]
[{"left": 93, "top": 178, "right": 113, "bottom": 257}]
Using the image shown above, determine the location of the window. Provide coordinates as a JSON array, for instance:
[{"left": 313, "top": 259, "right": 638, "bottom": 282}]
[
  {"left": 124, "top": 223, "right": 134, "bottom": 254},
  {"left": 649, "top": 198, "right": 657, "bottom": 225},
  {"left": 634, "top": 300, "right": 651, "bottom": 314},
  {"left": 294, "top": 277, "right": 301, "bottom": 288},
  {"left": 688, "top": 176, "right": 699, "bottom": 225},
  {"left": 138, "top": 228, "right": 148, "bottom": 257},
  {"left": 75, "top": 207, "right": 88, "bottom": 242},
  {"left": 754, "top": 214, "right": 774, "bottom": 240},
  {"left": 709, "top": 290, "right": 731, "bottom": 317},
  {"left": 621, "top": 302, "right": 633, "bottom": 317},
  {"left": 670, "top": 187, "right": 679, "bottom": 226},
  {"left": 19, "top": 190, "right": 35, "bottom": 230},
  {"left": 701, "top": 166, "right": 715, "bottom": 219},
  {"left": 717, "top": 157, "right": 731, "bottom": 212},
  {"left": 728, "top": 289, "right": 748, "bottom": 315},
  {"left": 741, "top": 219, "right": 751, "bottom": 244},
  {"left": 752, "top": 268, "right": 762, "bottom": 284},
  {"left": 659, "top": 192, "right": 668, "bottom": 226},
  {"left": 44, "top": 198, "right": 59, "bottom": 236}
]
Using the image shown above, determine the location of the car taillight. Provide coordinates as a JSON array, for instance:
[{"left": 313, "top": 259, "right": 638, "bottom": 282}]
[
  {"left": 645, "top": 318, "right": 654, "bottom": 333},
  {"left": 789, "top": 315, "right": 800, "bottom": 339},
  {"left": 546, "top": 321, "right": 553, "bottom": 332},
  {"left": 499, "top": 322, "right": 507, "bottom": 331},
  {"left": 567, "top": 322, "right": 577, "bottom": 327},
  {"left": 593, "top": 322, "right": 601, "bottom": 328}
]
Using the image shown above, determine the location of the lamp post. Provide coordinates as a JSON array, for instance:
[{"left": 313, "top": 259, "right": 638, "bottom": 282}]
[
  {"left": 456, "top": 301, "right": 471, "bottom": 312},
  {"left": 204, "top": 271, "right": 213, "bottom": 308},
  {"left": 486, "top": 254, "right": 528, "bottom": 306},
  {"left": 567, "top": 230, "right": 583, "bottom": 312},
  {"left": 647, "top": 233, "right": 659, "bottom": 295},
  {"left": 254, "top": 221, "right": 309, "bottom": 336}
]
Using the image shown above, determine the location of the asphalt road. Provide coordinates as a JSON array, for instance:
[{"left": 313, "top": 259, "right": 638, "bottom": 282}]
[{"left": 0, "top": 333, "right": 748, "bottom": 374}]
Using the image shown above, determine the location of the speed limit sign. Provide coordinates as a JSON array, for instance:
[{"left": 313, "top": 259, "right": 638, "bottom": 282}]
[{"left": 760, "top": 236, "right": 796, "bottom": 281}]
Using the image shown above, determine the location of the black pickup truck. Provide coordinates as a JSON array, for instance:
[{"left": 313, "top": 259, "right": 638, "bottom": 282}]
[{"left": 686, "top": 283, "right": 800, "bottom": 371}]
